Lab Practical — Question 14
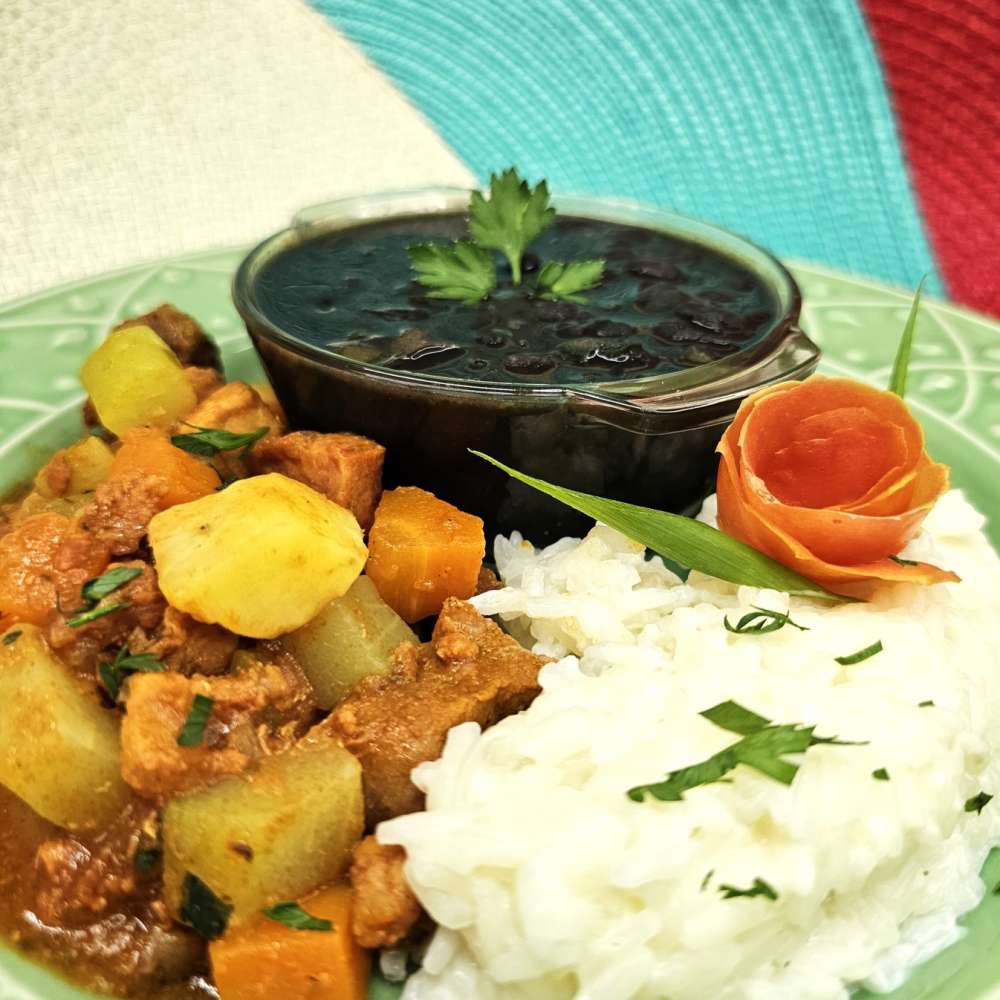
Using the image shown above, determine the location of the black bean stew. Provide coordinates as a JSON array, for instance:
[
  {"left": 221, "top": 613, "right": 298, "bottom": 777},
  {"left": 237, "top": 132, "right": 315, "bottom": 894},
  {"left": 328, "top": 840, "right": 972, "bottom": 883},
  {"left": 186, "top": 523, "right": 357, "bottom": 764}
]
[{"left": 255, "top": 214, "right": 778, "bottom": 384}]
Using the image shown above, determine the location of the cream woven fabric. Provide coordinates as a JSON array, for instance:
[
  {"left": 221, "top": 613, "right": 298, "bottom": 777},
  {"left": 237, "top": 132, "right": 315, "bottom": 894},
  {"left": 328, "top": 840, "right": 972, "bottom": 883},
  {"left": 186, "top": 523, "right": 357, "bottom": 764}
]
[{"left": 0, "top": 0, "right": 473, "bottom": 300}]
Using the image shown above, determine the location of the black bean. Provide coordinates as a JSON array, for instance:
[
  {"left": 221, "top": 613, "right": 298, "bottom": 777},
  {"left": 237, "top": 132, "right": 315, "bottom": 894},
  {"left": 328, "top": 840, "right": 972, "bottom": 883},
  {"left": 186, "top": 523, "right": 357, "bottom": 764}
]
[
  {"left": 476, "top": 331, "right": 508, "bottom": 348},
  {"left": 388, "top": 345, "right": 465, "bottom": 371},
  {"left": 570, "top": 343, "right": 655, "bottom": 370},
  {"left": 504, "top": 354, "right": 556, "bottom": 376},
  {"left": 535, "top": 299, "right": 581, "bottom": 322}
]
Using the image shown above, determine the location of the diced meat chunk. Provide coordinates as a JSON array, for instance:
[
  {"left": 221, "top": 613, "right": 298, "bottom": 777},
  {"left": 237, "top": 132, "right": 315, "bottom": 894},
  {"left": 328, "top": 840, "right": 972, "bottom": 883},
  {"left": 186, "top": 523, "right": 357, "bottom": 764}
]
[
  {"left": 328, "top": 599, "right": 546, "bottom": 823},
  {"left": 183, "top": 381, "right": 285, "bottom": 437},
  {"left": 250, "top": 431, "right": 385, "bottom": 529},
  {"left": 181, "top": 381, "right": 286, "bottom": 479},
  {"left": 349, "top": 836, "right": 422, "bottom": 948},
  {"left": 75, "top": 471, "right": 168, "bottom": 556},
  {"left": 120, "top": 653, "right": 315, "bottom": 799},
  {"left": 182, "top": 365, "right": 223, "bottom": 403},
  {"left": 114, "top": 304, "right": 220, "bottom": 369},
  {"left": 475, "top": 565, "right": 501, "bottom": 595},
  {"left": 35, "top": 451, "right": 74, "bottom": 498},
  {"left": 127, "top": 606, "right": 237, "bottom": 676},
  {"left": 33, "top": 799, "right": 158, "bottom": 923},
  {"left": 47, "top": 560, "right": 166, "bottom": 672}
]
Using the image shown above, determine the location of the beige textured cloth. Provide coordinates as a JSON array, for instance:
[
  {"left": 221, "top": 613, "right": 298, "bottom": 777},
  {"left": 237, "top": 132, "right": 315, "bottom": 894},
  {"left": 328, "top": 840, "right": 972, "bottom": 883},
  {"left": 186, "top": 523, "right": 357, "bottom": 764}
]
[{"left": 0, "top": 0, "right": 473, "bottom": 300}]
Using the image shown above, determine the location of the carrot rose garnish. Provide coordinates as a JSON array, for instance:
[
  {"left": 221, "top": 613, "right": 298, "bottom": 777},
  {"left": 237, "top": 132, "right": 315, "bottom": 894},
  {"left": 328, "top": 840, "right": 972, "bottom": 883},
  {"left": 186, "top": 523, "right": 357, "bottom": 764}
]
[{"left": 716, "top": 375, "right": 958, "bottom": 596}]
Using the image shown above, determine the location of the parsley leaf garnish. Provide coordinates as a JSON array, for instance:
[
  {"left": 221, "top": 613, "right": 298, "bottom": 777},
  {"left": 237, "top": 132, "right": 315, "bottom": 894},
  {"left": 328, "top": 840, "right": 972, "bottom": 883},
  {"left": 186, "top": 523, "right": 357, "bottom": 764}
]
[
  {"left": 700, "top": 700, "right": 772, "bottom": 736},
  {"left": 171, "top": 426, "right": 268, "bottom": 458},
  {"left": 177, "top": 694, "right": 214, "bottom": 747},
  {"left": 2, "top": 630, "right": 21, "bottom": 646},
  {"left": 81, "top": 567, "right": 142, "bottom": 604},
  {"left": 536, "top": 260, "right": 605, "bottom": 303},
  {"left": 834, "top": 640, "right": 883, "bottom": 665},
  {"left": 873, "top": 768, "right": 890, "bottom": 781},
  {"left": 66, "top": 567, "right": 142, "bottom": 628},
  {"left": 408, "top": 168, "right": 606, "bottom": 302},
  {"left": 627, "top": 700, "right": 862, "bottom": 802},
  {"left": 180, "top": 872, "right": 232, "bottom": 940},
  {"left": 468, "top": 168, "right": 555, "bottom": 285},
  {"left": 263, "top": 901, "right": 333, "bottom": 932},
  {"left": 718, "top": 878, "right": 778, "bottom": 901},
  {"left": 99, "top": 646, "right": 164, "bottom": 701},
  {"left": 724, "top": 606, "right": 809, "bottom": 636},
  {"left": 965, "top": 792, "right": 993, "bottom": 815},
  {"left": 407, "top": 242, "right": 496, "bottom": 304},
  {"left": 66, "top": 602, "right": 130, "bottom": 629}
]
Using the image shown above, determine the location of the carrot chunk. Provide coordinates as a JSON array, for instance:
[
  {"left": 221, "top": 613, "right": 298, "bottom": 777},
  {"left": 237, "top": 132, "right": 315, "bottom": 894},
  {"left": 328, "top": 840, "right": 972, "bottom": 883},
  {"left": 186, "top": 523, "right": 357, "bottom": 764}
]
[
  {"left": 0, "top": 513, "right": 110, "bottom": 625},
  {"left": 109, "top": 427, "right": 219, "bottom": 508},
  {"left": 211, "top": 884, "right": 370, "bottom": 1000},
  {"left": 365, "top": 487, "right": 485, "bottom": 623}
]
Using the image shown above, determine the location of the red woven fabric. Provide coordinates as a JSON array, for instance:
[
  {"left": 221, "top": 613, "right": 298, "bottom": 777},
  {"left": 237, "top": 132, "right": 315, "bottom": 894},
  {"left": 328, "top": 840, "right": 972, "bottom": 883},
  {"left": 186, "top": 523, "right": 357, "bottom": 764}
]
[{"left": 862, "top": 0, "right": 1000, "bottom": 317}]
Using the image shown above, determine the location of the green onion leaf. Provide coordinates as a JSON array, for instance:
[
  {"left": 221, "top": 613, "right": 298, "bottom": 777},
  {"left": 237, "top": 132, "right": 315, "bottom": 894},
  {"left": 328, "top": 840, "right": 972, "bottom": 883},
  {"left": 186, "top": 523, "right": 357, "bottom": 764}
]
[
  {"left": 177, "top": 694, "right": 214, "bottom": 747},
  {"left": 263, "top": 901, "right": 334, "bottom": 932},
  {"left": 724, "top": 606, "right": 809, "bottom": 636},
  {"left": 718, "top": 878, "right": 778, "bottom": 901},
  {"left": 468, "top": 168, "right": 555, "bottom": 285},
  {"left": 81, "top": 566, "right": 142, "bottom": 604},
  {"left": 918, "top": 700, "right": 935, "bottom": 708},
  {"left": 536, "top": 259, "right": 605, "bottom": 303},
  {"left": 873, "top": 768, "right": 890, "bottom": 781},
  {"left": 889, "top": 554, "right": 919, "bottom": 567},
  {"left": 1, "top": 630, "right": 21, "bottom": 646},
  {"left": 66, "top": 602, "right": 130, "bottom": 629},
  {"left": 965, "top": 792, "right": 993, "bottom": 815},
  {"left": 171, "top": 426, "right": 268, "bottom": 457},
  {"left": 99, "top": 647, "right": 164, "bottom": 701},
  {"left": 700, "top": 870, "right": 714, "bottom": 891},
  {"left": 180, "top": 872, "right": 232, "bottom": 940},
  {"left": 471, "top": 452, "right": 848, "bottom": 602},
  {"left": 834, "top": 640, "right": 883, "bottom": 665},
  {"left": 888, "top": 278, "right": 926, "bottom": 398}
]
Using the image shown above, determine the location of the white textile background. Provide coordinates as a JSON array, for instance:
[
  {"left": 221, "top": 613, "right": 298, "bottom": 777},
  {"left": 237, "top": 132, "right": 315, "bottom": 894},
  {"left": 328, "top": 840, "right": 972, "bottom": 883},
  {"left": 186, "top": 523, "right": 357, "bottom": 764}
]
[{"left": 0, "top": 0, "right": 474, "bottom": 302}]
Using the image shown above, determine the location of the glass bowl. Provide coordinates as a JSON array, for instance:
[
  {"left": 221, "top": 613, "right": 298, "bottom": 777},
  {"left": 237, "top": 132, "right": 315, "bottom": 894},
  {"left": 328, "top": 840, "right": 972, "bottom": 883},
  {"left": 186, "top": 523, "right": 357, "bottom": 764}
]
[{"left": 233, "top": 188, "right": 819, "bottom": 544}]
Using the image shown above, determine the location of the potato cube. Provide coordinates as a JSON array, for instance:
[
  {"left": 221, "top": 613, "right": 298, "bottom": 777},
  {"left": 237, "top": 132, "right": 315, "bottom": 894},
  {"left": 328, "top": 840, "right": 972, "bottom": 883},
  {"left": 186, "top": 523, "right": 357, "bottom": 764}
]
[
  {"left": 0, "top": 625, "right": 129, "bottom": 831},
  {"left": 81, "top": 325, "right": 197, "bottom": 436},
  {"left": 149, "top": 474, "right": 366, "bottom": 639},
  {"left": 366, "top": 487, "right": 485, "bottom": 622},
  {"left": 34, "top": 436, "right": 115, "bottom": 499},
  {"left": 281, "top": 576, "right": 415, "bottom": 709},
  {"left": 163, "top": 732, "right": 364, "bottom": 923}
]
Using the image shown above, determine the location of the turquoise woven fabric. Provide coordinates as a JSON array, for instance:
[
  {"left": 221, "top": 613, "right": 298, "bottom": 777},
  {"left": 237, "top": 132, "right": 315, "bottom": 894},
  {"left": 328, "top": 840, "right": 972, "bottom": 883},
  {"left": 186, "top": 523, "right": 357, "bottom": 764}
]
[{"left": 310, "top": 0, "right": 942, "bottom": 293}]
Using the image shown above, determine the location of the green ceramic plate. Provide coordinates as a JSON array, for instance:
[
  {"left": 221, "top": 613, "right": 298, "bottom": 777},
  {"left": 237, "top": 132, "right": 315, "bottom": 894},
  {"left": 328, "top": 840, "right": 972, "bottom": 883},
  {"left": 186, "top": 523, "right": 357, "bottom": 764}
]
[{"left": 0, "top": 250, "right": 998, "bottom": 1000}]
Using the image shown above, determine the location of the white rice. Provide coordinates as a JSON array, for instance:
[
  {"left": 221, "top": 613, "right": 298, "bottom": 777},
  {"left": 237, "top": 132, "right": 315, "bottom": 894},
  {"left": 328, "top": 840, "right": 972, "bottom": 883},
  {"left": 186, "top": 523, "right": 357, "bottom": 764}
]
[{"left": 380, "top": 490, "right": 1000, "bottom": 1000}]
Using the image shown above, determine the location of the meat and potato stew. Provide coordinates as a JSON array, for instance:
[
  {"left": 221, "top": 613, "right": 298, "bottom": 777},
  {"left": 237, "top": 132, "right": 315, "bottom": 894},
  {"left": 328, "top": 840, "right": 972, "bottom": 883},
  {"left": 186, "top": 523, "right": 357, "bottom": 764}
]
[{"left": 0, "top": 305, "right": 548, "bottom": 999}]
